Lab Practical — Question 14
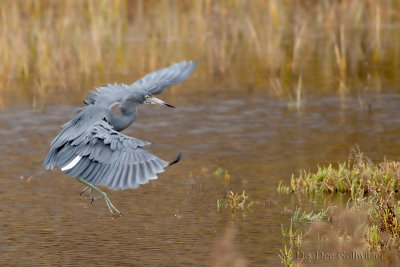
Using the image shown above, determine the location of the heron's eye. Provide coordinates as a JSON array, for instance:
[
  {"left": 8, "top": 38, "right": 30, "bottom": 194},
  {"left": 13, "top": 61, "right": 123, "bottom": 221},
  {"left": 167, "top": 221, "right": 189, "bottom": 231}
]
[{"left": 145, "top": 95, "right": 150, "bottom": 100}]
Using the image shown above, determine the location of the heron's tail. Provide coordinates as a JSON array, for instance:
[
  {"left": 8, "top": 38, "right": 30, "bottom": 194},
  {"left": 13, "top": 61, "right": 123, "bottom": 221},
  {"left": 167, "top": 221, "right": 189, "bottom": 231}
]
[{"left": 168, "top": 153, "right": 182, "bottom": 166}]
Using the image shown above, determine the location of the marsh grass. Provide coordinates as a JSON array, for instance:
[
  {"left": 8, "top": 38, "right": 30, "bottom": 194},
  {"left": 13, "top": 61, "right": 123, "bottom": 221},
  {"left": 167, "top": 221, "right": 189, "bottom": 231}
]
[
  {"left": 217, "top": 190, "right": 254, "bottom": 214},
  {"left": 292, "top": 207, "right": 329, "bottom": 224},
  {"left": 1, "top": 1, "right": 400, "bottom": 107},
  {"left": 366, "top": 192, "right": 400, "bottom": 252},
  {"left": 278, "top": 149, "right": 400, "bottom": 195},
  {"left": 213, "top": 168, "right": 254, "bottom": 214},
  {"left": 279, "top": 208, "right": 331, "bottom": 266},
  {"left": 278, "top": 149, "right": 400, "bottom": 265},
  {"left": 279, "top": 219, "right": 304, "bottom": 267}
]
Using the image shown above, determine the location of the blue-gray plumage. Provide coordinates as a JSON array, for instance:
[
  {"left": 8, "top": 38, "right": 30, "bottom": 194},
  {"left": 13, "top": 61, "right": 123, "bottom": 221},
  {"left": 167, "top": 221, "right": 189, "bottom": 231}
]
[{"left": 43, "top": 60, "right": 198, "bottom": 214}]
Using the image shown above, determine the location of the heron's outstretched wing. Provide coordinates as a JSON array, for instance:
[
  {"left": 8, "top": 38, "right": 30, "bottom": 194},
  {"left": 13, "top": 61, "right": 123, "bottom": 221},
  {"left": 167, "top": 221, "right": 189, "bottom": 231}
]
[
  {"left": 45, "top": 119, "right": 173, "bottom": 190},
  {"left": 84, "top": 60, "right": 198, "bottom": 107},
  {"left": 131, "top": 60, "right": 198, "bottom": 95}
]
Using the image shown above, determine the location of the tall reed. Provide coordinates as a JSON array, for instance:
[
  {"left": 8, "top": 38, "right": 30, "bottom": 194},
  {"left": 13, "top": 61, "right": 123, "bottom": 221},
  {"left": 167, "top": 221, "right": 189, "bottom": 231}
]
[{"left": 0, "top": 0, "right": 399, "bottom": 106}]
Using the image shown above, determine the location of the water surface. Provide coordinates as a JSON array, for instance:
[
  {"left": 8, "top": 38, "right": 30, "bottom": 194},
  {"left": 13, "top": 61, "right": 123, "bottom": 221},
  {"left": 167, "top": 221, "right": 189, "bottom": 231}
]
[{"left": 1, "top": 84, "right": 400, "bottom": 266}]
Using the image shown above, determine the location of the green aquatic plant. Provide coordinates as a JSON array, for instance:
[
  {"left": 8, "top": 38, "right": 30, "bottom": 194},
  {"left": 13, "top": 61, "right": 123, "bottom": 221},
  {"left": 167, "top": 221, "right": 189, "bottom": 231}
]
[
  {"left": 278, "top": 150, "right": 400, "bottom": 195},
  {"left": 367, "top": 194, "right": 400, "bottom": 251},
  {"left": 214, "top": 167, "right": 223, "bottom": 177},
  {"left": 213, "top": 167, "right": 254, "bottom": 213},
  {"left": 217, "top": 190, "right": 254, "bottom": 214},
  {"left": 365, "top": 224, "right": 383, "bottom": 252},
  {"left": 277, "top": 180, "right": 291, "bottom": 194},
  {"left": 292, "top": 208, "right": 329, "bottom": 224},
  {"left": 278, "top": 219, "right": 303, "bottom": 267},
  {"left": 277, "top": 150, "right": 400, "bottom": 263}
]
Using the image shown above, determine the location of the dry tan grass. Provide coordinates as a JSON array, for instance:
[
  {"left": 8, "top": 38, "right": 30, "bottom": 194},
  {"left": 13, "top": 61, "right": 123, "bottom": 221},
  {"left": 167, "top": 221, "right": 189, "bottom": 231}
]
[{"left": 1, "top": 0, "right": 400, "bottom": 106}]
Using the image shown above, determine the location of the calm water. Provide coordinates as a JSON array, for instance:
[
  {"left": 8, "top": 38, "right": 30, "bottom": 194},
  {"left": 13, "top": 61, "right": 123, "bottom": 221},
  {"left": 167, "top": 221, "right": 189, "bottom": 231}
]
[{"left": 1, "top": 80, "right": 400, "bottom": 266}]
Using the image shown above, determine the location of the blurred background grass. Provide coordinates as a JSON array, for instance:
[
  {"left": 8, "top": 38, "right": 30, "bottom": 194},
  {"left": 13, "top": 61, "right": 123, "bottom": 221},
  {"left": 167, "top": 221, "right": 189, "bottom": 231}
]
[{"left": 1, "top": 0, "right": 400, "bottom": 107}]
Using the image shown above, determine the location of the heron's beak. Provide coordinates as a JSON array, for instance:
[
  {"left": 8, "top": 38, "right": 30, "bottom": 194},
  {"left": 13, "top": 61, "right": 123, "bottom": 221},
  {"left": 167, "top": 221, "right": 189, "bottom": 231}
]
[{"left": 144, "top": 96, "right": 175, "bottom": 108}]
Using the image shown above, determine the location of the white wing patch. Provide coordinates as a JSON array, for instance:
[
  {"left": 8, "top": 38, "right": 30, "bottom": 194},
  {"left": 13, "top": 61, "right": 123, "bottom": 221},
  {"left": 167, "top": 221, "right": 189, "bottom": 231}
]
[{"left": 61, "top": 155, "right": 82, "bottom": 171}]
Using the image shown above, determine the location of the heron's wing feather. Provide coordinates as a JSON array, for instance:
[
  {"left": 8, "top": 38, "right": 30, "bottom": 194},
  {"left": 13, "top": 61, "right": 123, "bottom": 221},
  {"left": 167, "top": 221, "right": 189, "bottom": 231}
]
[
  {"left": 131, "top": 60, "right": 198, "bottom": 95},
  {"left": 56, "top": 121, "right": 169, "bottom": 190},
  {"left": 84, "top": 60, "right": 198, "bottom": 107},
  {"left": 83, "top": 83, "right": 131, "bottom": 108},
  {"left": 43, "top": 106, "right": 114, "bottom": 169}
]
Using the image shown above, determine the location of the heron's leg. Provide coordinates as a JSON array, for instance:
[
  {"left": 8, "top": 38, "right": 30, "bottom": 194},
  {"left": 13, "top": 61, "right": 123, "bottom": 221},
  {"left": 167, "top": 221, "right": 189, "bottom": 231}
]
[{"left": 76, "top": 178, "right": 121, "bottom": 215}]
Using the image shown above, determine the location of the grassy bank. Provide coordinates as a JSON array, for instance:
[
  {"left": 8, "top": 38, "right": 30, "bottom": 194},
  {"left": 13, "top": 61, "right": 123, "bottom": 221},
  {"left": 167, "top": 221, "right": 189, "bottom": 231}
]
[
  {"left": 1, "top": 0, "right": 400, "bottom": 105},
  {"left": 277, "top": 150, "right": 400, "bottom": 266}
]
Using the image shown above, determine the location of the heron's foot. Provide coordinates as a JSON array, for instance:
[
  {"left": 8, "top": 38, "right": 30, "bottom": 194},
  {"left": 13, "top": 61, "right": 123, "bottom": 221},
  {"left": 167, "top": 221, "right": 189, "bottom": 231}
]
[
  {"left": 80, "top": 186, "right": 90, "bottom": 196},
  {"left": 77, "top": 178, "right": 122, "bottom": 216},
  {"left": 90, "top": 196, "right": 101, "bottom": 204},
  {"left": 95, "top": 191, "right": 122, "bottom": 216},
  {"left": 80, "top": 186, "right": 93, "bottom": 200}
]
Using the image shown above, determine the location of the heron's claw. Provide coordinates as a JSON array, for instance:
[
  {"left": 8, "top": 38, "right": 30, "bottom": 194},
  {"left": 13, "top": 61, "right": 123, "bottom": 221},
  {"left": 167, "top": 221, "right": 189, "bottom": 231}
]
[
  {"left": 90, "top": 196, "right": 102, "bottom": 204},
  {"left": 77, "top": 178, "right": 122, "bottom": 216},
  {"left": 80, "top": 186, "right": 90, "bottom": 196},
  {"left": 80, "top": 186, "right": 94, "bottom": 203}
]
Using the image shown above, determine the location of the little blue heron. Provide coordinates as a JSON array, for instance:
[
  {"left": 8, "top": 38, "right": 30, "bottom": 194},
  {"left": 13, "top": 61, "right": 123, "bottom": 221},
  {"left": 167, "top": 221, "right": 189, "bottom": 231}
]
[{"left": 43, "top": 60, "right": 198, "bottom": 215}]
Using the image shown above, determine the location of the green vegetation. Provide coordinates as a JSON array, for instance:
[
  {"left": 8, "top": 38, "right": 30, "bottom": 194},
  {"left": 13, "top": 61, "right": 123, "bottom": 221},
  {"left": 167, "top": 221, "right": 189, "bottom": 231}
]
[
  {"left": 278, "top": 219, "right": 303, "bottom": 267},
  {"left": 217, "top": 190, "right": 254, "bottom": 214},
  {"left": 277, "top": 150, "right": 400, "bottom": 266},
  {"left": 212, "top": 168, "right": 254, "bottom": 213},
  {"left": 292, "top": 207, "right": 329, "bottom": 224},
  {"left": 279, "top": 209, "right": 330, "bottom": 266},
  {"left": 366, "top": 192, "right": 400, "bottom": 252},
  {"left": 277, "top": 150, "right": 400, "bottom": 195}
]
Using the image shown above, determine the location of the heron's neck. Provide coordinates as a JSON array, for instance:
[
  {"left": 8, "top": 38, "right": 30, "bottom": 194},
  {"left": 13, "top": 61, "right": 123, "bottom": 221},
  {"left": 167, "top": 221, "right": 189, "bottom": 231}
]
[{"left": 110, "top": 105, "right": 137, "bottom": 132}]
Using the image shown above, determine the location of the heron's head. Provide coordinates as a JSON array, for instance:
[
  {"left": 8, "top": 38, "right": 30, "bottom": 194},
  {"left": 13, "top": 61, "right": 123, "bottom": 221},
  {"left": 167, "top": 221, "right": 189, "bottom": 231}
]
[
  {"left": 142, "top": 93, "right": 175, "bottom": 108},
  {"left": 124, "top": 90, "right": 174, "bottom": 108}
]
